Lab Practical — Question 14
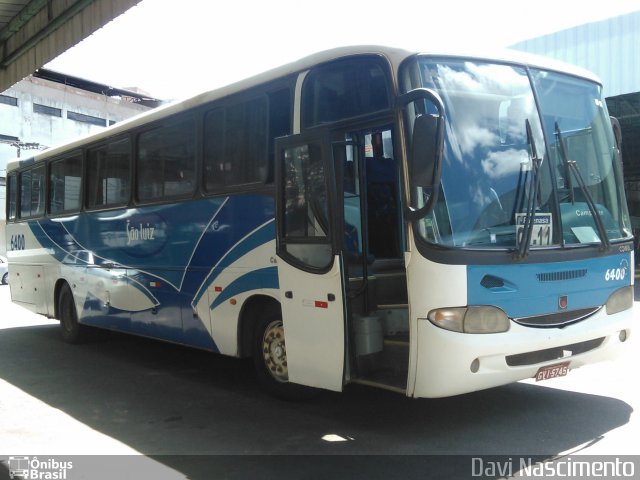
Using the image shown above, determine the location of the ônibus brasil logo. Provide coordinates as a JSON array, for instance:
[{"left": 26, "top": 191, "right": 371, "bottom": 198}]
[{"left": 8, "top": 456, "right": 73, "bottom": 479}]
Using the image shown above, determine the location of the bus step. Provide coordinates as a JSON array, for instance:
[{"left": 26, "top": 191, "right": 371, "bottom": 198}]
[
  {"left": 377, "top": 303, "right": 408, "bottom": 310},
  {"left": 352, "top": 377, "right": 406, "bottom": 394},
  {"left": 383, "top": 335, "right": 409, "bottom": 347},
  {"left": 381, "top": 336, "right": 409, "bottom": 374},
  {"left": 355, "top": 334, "right": 409, "bottom": 391}
]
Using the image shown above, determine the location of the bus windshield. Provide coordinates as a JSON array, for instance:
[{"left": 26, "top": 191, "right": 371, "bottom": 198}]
[{"left": 404, "top": 57, "right": 632, "bottom": 250}]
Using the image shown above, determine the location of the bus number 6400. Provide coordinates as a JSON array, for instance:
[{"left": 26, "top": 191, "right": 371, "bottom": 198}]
[
  {"left": 604, "top": 267, "right": 626, "bottom": 281},
  {"left": 10, "top": 234, "right": 25, "bottom": 251}
]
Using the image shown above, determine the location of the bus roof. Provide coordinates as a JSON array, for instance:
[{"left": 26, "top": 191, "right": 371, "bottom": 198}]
[{"left": 6, "top": 44, "right": 600, "bottom": 173}]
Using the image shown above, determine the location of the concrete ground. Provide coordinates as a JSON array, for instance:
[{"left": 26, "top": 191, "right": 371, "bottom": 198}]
[{"left": 1, "top": 284, "right": 639, "bottom": 479}]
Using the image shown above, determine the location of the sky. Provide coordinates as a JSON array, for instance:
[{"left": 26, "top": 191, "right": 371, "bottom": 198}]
[{"left": 45, "top": 0, "right": 640, "bottom": 100}]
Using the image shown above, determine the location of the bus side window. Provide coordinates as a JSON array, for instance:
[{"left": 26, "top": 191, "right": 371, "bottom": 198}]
[
  {"left": 86, "top": 137, "right": 131, "bottom": 209},
  {"left": 281, "top": 143, "right": 332, "bottom": 269},
  {"left": 203, "top": 97, "right": 267, "bottom": 192},
  {"left": 137, "top": 116, "right": 196, "bottom": 202},
  {"left": 50, "top": 154, "right": 82, "bottom": 214},
  {"left": 19, "top": 166, "right": 45, "bottom": 218},
  {"left": 7, "top": 173, "right": 17, "bottom": 221},
  {"left": 267, "top": 88, "right": 292, "bottom": 182},
  {"left": 19, "top": 170, "right": 31, "bottom": 218},
  {"left": 203, "top": 108, "right": 225, "bottom": 191},
  {"left": 302, "top": 57, "right": 391, "bottom": 128}
]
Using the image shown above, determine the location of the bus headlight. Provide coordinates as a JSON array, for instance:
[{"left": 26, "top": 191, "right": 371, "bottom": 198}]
[
  {"left": 606, "top": 286, "right": 634, "bottom": 315},
  {"left": 427, "top": 306, "right": 510, "bottom": 333}
]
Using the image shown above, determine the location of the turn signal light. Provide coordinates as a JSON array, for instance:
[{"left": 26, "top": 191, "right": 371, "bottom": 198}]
[{"left": 606, "top": 286, "right": 634, "bottom": 315}]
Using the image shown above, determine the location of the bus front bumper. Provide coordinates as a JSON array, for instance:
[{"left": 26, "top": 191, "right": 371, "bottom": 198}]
[{"left": 411, "top": 306, "right": 633, "bottom": 398}]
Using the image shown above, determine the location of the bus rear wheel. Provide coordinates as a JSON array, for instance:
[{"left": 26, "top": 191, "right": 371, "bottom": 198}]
[
  {"left": 252, "top": 309, "right": 317, "bottom": 401},
  {"left": 58, "top": 284, "right": 88, "bottom": 344}
]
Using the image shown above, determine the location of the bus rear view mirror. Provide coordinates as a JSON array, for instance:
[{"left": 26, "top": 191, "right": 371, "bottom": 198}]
[
  {"left": 411, "top": 113, "right": 441, "bottom": 188},
  {"left": 397, "top": 88, "right": 445, "bottom": 219}
]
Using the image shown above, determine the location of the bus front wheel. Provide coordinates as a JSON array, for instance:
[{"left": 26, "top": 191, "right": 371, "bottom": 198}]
[
  {"left": 58, "top": 284, "right": 88, "bottom": 344},
  {"left": 252, "top": 309, "right": 316, "bottom": 401}
]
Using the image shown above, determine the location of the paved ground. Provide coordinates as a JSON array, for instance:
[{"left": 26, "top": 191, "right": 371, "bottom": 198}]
[{"left": 0, "top": 284, "right": 639, "bottom": 479}]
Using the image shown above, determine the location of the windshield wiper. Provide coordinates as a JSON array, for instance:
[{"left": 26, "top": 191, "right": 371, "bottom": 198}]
[
  {"left": 556, "top": 124, "right": 576, "bottom": 204},
  {"left": 554, "top": 122, "right": 610, "bottom": 250},
  {"left": 516, "top": 119, "right": 543, "bottom": 259}
]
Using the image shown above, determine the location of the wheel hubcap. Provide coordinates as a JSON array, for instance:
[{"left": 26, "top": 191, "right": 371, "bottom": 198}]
[{"left": 262, "top": 320, "right": 288, "bottom": 383}]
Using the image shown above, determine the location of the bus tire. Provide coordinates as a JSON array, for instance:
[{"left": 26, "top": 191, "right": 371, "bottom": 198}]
[
  {"left": 1, "top": 272, "right": 7, "bottom": 285},
  {"left": 58, "top": 284, "right": 88, "bottom": 344},
  {"left": 252, "top": 308, "right": 317, "bottom": 401}
]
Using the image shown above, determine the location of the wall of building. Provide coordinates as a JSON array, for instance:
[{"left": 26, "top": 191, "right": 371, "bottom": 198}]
[
  {"left": 511, "top": 10, "right": 640, "bottom": 235},
  {"left": 512, "top": 10, "right": 640, "bottom": 98},
  {"left": 1, "top": 75, "right": 151, "bottom": 174},
  {"left": 0, "top": 74, "right": 154, "bottom": 255}
]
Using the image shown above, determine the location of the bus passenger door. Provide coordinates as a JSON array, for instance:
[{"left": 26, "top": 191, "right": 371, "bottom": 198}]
[{"left": 274, "top": 133, "right": 346, "bottom": 391}]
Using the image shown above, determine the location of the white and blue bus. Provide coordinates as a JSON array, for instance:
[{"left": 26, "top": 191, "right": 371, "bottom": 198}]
[{"left": 5, "top": 46, "right": 634, "bottom": 399}]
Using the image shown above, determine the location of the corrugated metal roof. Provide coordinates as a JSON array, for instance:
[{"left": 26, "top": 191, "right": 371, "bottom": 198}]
[
  {"left": 0, "top": 0, "right": 140, "bottom": 92},
  {"left": 0, "top": 1, "right": 31, "bottom": 33},
  {"left": 511, "top": 10, "right": 640, "bottom": 97}
]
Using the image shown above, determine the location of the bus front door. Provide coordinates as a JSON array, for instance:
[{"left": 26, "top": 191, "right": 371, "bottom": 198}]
[
  {"left": 274, "top": 133, "right": 346, "bottom": 392},
  {"left": 336, "top": 127, "right": 410, "bottom": 393}
]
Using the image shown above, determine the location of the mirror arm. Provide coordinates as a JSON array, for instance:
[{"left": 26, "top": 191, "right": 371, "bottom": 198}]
[{"left": 397, "top": 88, "right": 445, "bottom": 115}]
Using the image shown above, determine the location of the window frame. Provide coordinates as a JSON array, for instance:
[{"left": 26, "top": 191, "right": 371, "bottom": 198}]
[
  {"left": 18, "top": 165, "right": 47, "bottom": 220},
  {"left": 85, "top": 135, "right": 133, "bottom": 211},
  {"left": 275, "top": 130, "right": 337, "bottom": 274},
  {"left": 135, "top": 113, "right": 198, "bottom": 205},
  {"left": 33, "top": 103, "right": 62, "bottom": 117},
  {"left": 6, "top": 173, "right": 17, "bottom": 221},
  {"left": 48, "top": 151, "right": 84, "bottom": 216},
  {"left": 0, "top": 94, "right": 18, "bottom": 107},
  {"left": 301, "top": 55, "right": 394, "bottom": 130},
  {"left": 202, "top": 93, "right": 270, "bottom": 195}
]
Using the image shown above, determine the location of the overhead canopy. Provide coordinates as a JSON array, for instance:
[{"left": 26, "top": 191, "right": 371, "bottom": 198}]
[{"left": 0, "top": 0, "right": 140, "bottom": 92}]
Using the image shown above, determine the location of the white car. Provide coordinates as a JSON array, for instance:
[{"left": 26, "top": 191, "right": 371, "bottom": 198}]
[{"left": 0, "top": 255, "right": 8, "bottom": 285}]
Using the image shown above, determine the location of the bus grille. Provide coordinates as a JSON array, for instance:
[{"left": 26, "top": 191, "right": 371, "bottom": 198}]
[
  {"left": 536, "top": 269, "right": 587, "bottom": 282},
  {"left": 513, "top": 307, "right": 601, "bottom": 328},
  {"left": 506, "top": 337, "right": 605, "bottom": 367}
]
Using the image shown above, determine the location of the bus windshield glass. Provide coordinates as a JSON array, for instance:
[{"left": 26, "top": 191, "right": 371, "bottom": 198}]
[{"left": 403, "top": 57, "right": 632, "bottom": 250}]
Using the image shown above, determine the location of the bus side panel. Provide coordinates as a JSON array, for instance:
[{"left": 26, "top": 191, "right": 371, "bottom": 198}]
[
  {"left": 7, "top": 222, "right": 52, "bottom": 316},
  {"left": 199, "top": 240, "right": 279, "bottom": 356},
  {"left": 405, "top": 253, "right": 468, "bottom": 396},
  {"left": 127, "top": 279, "right": 184, "bottom": 345},
  {"left": 10, "top": 264, "right": 46, "bottom": 311},
  {"left": 14, "top": 194, "right": 277, "bottom": 354}
]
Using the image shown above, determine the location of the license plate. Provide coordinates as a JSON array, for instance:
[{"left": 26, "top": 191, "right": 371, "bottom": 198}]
[{"left": 535, "top": 362, "right": 570, "bottom": 382}]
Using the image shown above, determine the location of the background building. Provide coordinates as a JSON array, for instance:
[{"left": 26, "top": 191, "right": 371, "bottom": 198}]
[
  {"left": 0, "top": 69, "right": 161, "bottom": 255},
  {"left": 511, "top": 9, "right": 640, "bottom": 237}
]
